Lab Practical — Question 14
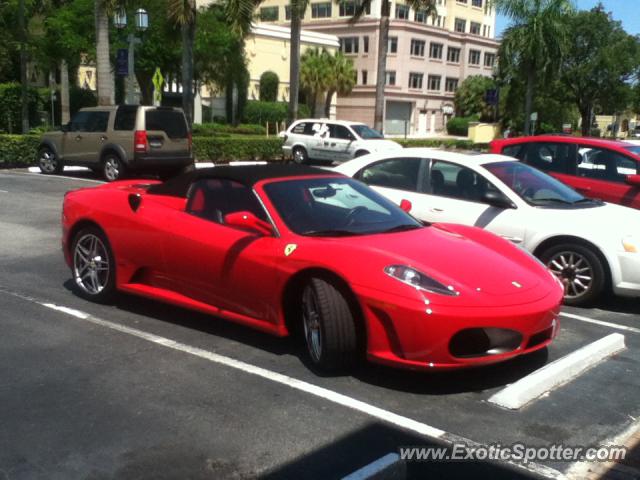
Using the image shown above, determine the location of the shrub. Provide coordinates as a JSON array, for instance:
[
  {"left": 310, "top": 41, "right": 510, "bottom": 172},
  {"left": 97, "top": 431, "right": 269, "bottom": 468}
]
[
  {"left": 446, "top": 115, "right": 479, "bottom": 136},
  {"left": 243, "top": 101, "right": 311, "bottom": 125},
  {"left": 0, "top": 134, "right": 40, "bottom": 167},
  {"left": 192, "top": 123, "right": 266, "bottom": 136},
  {"left": 259, "top": 71, "right": 279, "bottom": 102},
  {"left": 193, "top": 136, "right": 284, "bottom": 162},
  {"left": 398, "top": 138, "right": 488, "bottom": 151},
  {"left": 0, "top": 83, "right": 48, "bottom": 133}
]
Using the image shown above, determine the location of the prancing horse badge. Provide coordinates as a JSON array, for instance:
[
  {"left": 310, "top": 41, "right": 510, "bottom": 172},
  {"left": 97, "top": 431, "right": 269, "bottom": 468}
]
[{"left": 284, "top": 244, "right": 297, "bottom": 256}]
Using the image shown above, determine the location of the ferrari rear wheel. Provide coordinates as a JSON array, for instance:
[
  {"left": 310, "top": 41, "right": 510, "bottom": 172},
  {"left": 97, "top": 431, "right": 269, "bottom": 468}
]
[
  {"left": 71, "top": 227, "right": 116, "bottom": 303},
  {"left": 541, "top": 243, "right": 606, "bottom": 307},
  {"left": 301, "top": 277, "right": 358, "bottom": 372}
]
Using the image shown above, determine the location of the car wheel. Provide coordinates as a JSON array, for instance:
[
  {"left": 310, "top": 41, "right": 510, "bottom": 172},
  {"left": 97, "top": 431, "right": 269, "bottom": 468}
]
[
  {"left": 540, "top": 243, "right": 606, "bottom": 306},
  {"left": 292, "top": 146, "right": 308, "bottom": 164},
  {"left": 38, "top": 147, "right": 63, "bottom": 174},
  {"left": 103, "top": 154, "right": 125, "bottom": 182},
  {"left": 71, "top": 227, "right": 116, "bottom": 303},
  {"left": 301, "top": 277, "right": 358, "bottom": 372},
  {"left": 354, "top": 150, "right": 369, "bottom": 158}
]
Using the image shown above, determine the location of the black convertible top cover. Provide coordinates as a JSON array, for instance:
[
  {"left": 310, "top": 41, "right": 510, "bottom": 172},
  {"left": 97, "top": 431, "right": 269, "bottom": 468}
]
[{"left": 147, "top": 164, "right": 340, "bottom": 197}]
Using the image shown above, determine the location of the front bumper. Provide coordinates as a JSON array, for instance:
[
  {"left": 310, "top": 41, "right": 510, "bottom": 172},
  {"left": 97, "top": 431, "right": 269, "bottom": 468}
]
[
  {"left": 354, "top": 285, "right": 561, "bottom": 370},
  {"left": 613, "top": 252, "right": 640, "bottom": 298}
]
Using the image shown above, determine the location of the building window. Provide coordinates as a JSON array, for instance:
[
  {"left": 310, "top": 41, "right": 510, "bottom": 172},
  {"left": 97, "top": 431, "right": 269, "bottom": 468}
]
[
  {"left": 484, "top": 52, "right": 496, "bottom": 67},
  {"left": 311, "top": 2, "right": 332, "bottom": 18},
  {"left": 363, "top": 36, "right": 369, "bottom": 53},
  {"left": 447, "top": 47, "right": 460, "bottom": 63},
  {"left": 362, "top": 70, "right": 368, "bottom": 84},
  {"left": 395, "top": 4, "right": 410, "bottom": 19},
  {"left": 409, "top": 72, "right": 423, "bottom": 89},
  {"left": 339, "top": 0, "right": 370, "bottom": 16},
  {"left": 285, "top": 5, "right": 291, "bottom": 19},
  {"left": 429, "top": 42, "right": 443, "bottom": 59},
  {"left": 486, "top": 25, "right": 491, "bottom": 37},
  {"left": 427, "top": 75, "right": 441, "bottom": 91},
  {"left": 454, "top": 18, "right": 466, "bottom": 33},
  {"left": 410, "top": 39, "right": 425, "bottom": 57},
  {"left": 340, "top": 36, "right": 359, "bottom": 54},
  {"left": 470, "top": 21, "right": 481, "bottom": 35},
  {"left": 469, "top": 49, "right": 481, "bottom": 65},
  {"left": 456, "top": 0, "right": 467, "bottom": 4},
  {"left": 388, "top": 36, "right": 398, "bottom": 54},
  {"left": 414, "top": 9, "right": 428, "bottom": 23},
  {"left": 385, "top": 71, "right": 396, "bottom": 85},
  {"left": 471, "top": 0, "right": 482, "bottom": 6},
  {"left": 259, "top": 6, "right": 279, "bottom": 21},
  {"left": 445, "top": 77, "right": 458, "bottom": 92}
]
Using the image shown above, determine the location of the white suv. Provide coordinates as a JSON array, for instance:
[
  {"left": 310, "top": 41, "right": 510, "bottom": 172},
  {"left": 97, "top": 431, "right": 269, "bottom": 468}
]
[{"left": 280, "top": 119, "right": 402, "bottom": 164}]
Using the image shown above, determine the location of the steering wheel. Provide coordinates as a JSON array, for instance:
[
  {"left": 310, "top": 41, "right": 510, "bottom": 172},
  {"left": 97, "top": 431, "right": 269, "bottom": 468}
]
[{"left": 343, "top": 206, "right": 369, "bottom": 226}]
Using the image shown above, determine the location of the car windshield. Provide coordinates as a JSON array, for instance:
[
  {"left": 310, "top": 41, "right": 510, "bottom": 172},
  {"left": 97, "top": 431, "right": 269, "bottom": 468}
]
[
  {"left": 624, "top": 145, "right": 640, "bottom": 156},
  {"left": 263, "top": 177, "right": 422, "bottom": 236},
  {"left": 351, "top": 124, "right": 384, "bottom": 139},
  {"left": 483, "top": 161, "right": 594, "bottom": 207}
]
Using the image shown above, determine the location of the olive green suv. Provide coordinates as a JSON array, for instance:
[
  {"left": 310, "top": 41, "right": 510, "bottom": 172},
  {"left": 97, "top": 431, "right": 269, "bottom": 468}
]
[{"left": 38, "top": 105, "right": 193, "bottom": 181}]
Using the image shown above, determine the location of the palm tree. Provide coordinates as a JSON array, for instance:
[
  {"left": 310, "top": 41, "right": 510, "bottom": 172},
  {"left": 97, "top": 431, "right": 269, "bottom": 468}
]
[
  {"left": 287, "top": 0, "right": 308, "bottom": 123},
  {"left": 168, "top": 0, "right": 197, "bottom": 126},
  {"left": 95, "top": 0, "right": 120, "bottom": 106},
  {"left": 300, "top": 48, "right": 330, "bottom": 117},
  {"left": 493, "top": 0, "right": 574, "bottom": 135},
  {"left": 348, "top": 0, "right": 438, "bottom": 132},
  {"left": 323, "top": 51, "right": 355, "bottom": 117}
]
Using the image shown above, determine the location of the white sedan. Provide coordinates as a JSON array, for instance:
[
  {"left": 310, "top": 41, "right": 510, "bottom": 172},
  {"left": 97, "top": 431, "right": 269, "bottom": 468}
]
[{"left": 335, "top": 149, "right": 640, "bottom": 306}]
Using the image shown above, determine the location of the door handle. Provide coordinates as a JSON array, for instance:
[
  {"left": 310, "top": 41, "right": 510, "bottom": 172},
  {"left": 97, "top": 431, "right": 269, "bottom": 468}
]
[
  {"left": 501, "top": 235, "right": 523, "bottom": 244},
  {"left": 75, "top": 135, "right": 82, "bottom": 141},
  {"left": 323, "top": 142, "right": 329, "bottom": 146},
  {"left": 580, "top": 187, "right": 592, "bottom": 192},
  {"left": 100, "top": 135, "right": 108, "bottom": 142},
  {"left": 430, "top": 207, "right": 444, "bottom": 212}
]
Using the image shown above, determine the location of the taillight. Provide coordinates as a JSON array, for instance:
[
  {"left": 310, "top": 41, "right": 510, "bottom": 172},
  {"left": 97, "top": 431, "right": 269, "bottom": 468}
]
[
  {"left": 134, "top": 130, "right": 148, "bottom": 153},
  {"left": 188, "top": 131, "right": 192, "bottom": 152}
]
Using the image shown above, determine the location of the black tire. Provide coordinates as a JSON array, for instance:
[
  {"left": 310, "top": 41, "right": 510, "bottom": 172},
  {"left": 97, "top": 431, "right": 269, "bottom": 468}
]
[
  {"left": 292, "top": 146, "right": 309, "bottom": 164},
  {"left": 70, "top": 226, "right": 116, "bottom": 303},
  {"left": 301, "top": 277, "right": 358, "bottom": 372},
  {"left": 102, "top": 153, "right": 126, "bottom": 182},
  {"left": 354, "top": 150, "right": 370, "bottom": 158},
  {"left": 38, "top": 146, "right": 63, "bottom": 174},
  {"left": 539, "top": 243, "right": 606, "bottom": 306}
]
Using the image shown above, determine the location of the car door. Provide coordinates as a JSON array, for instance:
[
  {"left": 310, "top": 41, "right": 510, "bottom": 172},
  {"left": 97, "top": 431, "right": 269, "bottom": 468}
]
[
  {"left": 161, "top": 178, "right": 281, "bottom": 323},
  {"left": 573, "top": 145, "right": 640, "bottom": 208},
  {"left": 62, "top": 111, "right": 92, "bottom": 163},
  {"left": 417, "top": 160, "right": 526, "bottom": 245},
  {"left": 325, "top": 124, "right": 356, "bottom": 161},
  {"left": 308, "top": 121, "right": 329, "bottom": 160},
  {"left": 355, "top": 156, "right": 427, "bottom": 207},
  {"left": 82, "top": 111, "right": 111, "bottom": 164}
]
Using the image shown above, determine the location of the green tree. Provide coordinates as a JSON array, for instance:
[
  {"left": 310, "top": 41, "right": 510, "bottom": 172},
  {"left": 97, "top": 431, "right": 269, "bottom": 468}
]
[
  {"left": 287, "top": 0, "right": 307, "bottom": 123},
  {"left": 168, "top": 0, "right": 196, "bottom": 125},
  {"left": 454, "top": 75, "right": 497, "bottom": 121},
  {"left": 95, "top": 0, "right": 122, "bottom": 105},
  {"left": 323, "top": 51, "right": 355, "bottom": 117},
  {"left": 347, "top": 0, "right": 437, "bottom": 131},
  {"left": 493, "top": 0, "right": 574, "bottom": 135},
  {"left": 559, "top": 5, "right": 640, "bottom": 135},
  {"left": 300, "top": 48, "right": 330, "bottom": 117},
  {"left": 259, "top": 71, "right": 279, "bottom": 102}
]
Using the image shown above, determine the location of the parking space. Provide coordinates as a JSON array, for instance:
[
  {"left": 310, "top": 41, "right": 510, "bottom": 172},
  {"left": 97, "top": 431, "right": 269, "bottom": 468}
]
[{"left": 1, "top": 169, "right": 639, "bottom": 479}]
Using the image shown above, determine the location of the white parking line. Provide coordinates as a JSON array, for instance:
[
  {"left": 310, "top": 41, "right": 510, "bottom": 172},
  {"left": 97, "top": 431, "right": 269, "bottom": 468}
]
[
  {"left": 8, "top": 171, "right": 103, "bottom": 184},
  {"left": 560, "top": 312, "right": 640, "bottom": 334},
  {"left": 342, "top": 453, "right": 404, "bottom": 480},
  {"left": 489, "top": 333, "right": 626, "bottom": 410},
  {"left": 0, "top": 287, "right": 562, "bottom": 479},
  {"left": 0, "top": 189, "right": 8, "bottom": 193}
]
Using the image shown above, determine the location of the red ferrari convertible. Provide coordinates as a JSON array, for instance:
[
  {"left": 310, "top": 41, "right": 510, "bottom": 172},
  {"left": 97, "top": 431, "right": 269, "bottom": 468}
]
[{"left": 62, "top": 165, "right": 563, "bottom": 372}]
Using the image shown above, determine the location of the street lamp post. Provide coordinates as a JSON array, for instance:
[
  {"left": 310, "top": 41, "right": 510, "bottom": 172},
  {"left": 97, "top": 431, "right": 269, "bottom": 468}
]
[{"left": 114, "top": 7, "right": 148, "bottom": 105}]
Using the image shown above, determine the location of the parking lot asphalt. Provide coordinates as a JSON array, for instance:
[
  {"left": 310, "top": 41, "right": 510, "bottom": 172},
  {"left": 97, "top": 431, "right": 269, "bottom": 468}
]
[{"left": 1, "top": 169, "right": 639, "bottom": 480}]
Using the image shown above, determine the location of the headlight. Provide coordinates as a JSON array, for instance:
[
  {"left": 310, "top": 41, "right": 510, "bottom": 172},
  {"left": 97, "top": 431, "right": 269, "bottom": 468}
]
[
  {"left": 384, "top": 265, "right": 459, "bottom": 296},
  {"left": 622, "top": 236, "right": 639, "bottom": 253}
]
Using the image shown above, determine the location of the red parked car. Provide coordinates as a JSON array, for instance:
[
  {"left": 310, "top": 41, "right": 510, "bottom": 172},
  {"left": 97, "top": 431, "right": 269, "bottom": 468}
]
[
  {"left": 490, "top": 136, "right": 640, "bottom": 209},
  {"left": 62, "top": 165, "right": 562, "bottom": 372}
]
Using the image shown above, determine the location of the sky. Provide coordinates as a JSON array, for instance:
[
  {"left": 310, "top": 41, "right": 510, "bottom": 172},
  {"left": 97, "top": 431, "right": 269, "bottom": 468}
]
[{"left": 495, "top": 0, "right": 640, "bottom": 37}]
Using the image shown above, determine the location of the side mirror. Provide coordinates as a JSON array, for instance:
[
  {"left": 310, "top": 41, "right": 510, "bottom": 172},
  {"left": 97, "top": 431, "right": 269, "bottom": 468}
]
[
  {"left": 224, "top": 211, "right": 274, "bottom": 236},
  {"left": 625, "top": 174, "right": 640, "bottom": 187},
  {"left": 482, "top": 191, "right": 516, "bottom": 209},
  {"left": 399, "top": 199, "right": 412, "bottom": 213},
  {"left": 61, "top": 123, "right": 70, "bottom": 132}
]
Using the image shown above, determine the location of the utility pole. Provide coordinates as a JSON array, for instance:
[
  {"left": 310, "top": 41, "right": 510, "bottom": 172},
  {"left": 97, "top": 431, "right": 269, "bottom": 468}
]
[{"left": 19, "top": 0, "right": 29, "bottom": 133}]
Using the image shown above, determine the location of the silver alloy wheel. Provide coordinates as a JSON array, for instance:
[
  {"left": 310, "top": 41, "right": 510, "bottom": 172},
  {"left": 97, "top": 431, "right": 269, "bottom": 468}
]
[
  {"left": 73, "top": 234, "right": 110, "bottom": 295},
  {"left": 293, "top": 148, "right": 306, "bottom": 164},
  {"left": 302, "top": 287, "right": 323, "bottom": 363},
  {"left": 104, "top": 157, "right": 120, "bottom": 181},
  {"left": 546, "top": 250, "right": 594, "bottom": 299},
  {"left": 39, "top": 149, "right": 57, "bottom": 173}
]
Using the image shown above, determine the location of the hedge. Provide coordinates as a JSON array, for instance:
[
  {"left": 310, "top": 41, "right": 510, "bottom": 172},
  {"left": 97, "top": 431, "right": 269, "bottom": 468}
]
[
  {"left": 446, "top": 116, "right": 479, "bottom": 136},
  {"left": 192, "top": 123, "right": 266, "bottom": 136},
  {"left": 397, "top": 138, "right": 488, "bottom": 151},
  {"left": 243, "top": 101, "right": 310, "bottom": 125},
  {"left": 0, "top": 135, "right": 41, "bottom": 167}
]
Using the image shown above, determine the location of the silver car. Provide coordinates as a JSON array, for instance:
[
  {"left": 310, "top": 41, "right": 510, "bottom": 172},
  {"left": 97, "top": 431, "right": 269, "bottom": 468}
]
[{"left": 280, "top": 119, "right": 402, "bottom": 164}]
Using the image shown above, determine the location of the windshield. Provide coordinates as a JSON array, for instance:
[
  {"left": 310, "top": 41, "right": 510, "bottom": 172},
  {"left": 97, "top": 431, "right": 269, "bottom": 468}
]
[
  {"left": 263, "top": 177, "right": 422, "bottom": 236},
  {"left": 483, "top": 161, "right": 595, "bottom": 207},
  {"left": 351, "top": 124, "right": 384, "bottom": 140},
  {"left": 624, "top": 145, "right": 640, "bottom": 156}
]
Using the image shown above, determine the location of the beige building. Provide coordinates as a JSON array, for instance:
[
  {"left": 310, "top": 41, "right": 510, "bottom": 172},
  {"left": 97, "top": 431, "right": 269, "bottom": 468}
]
[{"left": 257, "top": 0, "right": 498, "bottom": 135}]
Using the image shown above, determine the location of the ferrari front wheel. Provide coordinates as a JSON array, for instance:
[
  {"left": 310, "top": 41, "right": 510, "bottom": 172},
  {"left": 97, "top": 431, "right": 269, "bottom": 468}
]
[
  {"left": 301, "top": 277, "right": 358, "bottom": 372},
  {"left": 71, "top": 227, "right": 116, "bottom": 303}
]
